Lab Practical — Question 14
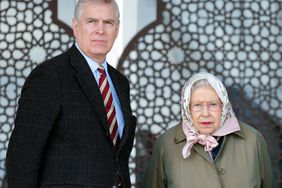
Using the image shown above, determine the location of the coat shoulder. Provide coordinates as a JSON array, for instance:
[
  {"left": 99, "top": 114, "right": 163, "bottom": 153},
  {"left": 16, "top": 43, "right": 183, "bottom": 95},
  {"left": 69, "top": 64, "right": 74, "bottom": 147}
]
[
  {"left": 238, "top": 121, "right": 265, "bottom": 140},
  {"left": 29, "top": 50, "right": 69, "bottom": 77},
  {"left": 156, "top": 123, "right": 183, "bottom": 148},
  {"left": 108, "top": 64, "right": 129, "bottom": 82},
  {"left": 236, "top": 121, "right": 269, "bottom": 151}
]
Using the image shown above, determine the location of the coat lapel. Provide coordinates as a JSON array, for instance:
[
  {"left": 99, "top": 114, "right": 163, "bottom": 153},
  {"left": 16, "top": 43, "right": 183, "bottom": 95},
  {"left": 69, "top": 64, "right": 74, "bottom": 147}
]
[
  {"left": 107, "top": 65, "right": 131, "bottom": 145},
  {"left": 67, "top": 45, "right": 110, "bottom": 135},
  {"left": 193, "top": 144, "right": 214, "bottom": 164}
]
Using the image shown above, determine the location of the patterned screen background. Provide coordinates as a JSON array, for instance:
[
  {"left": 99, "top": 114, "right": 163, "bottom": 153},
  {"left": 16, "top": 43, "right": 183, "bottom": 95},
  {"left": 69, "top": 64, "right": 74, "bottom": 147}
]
[
  {"left": 118, "top": 0, "right": 282, "bottom": 187},
  {"left": 0, "top": 0, "right": 281, "bottom": 187}
]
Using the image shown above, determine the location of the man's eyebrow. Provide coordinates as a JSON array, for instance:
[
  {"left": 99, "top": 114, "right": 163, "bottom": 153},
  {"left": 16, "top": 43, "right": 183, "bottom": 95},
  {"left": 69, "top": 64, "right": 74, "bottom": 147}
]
[
  {"left": 86, "top": 16, "right": 97, "bottom": 19},
  {"left": 85, "top": 17, "right": 115, "bottom": 22},
  {"left": 103, "top": 18, "right": 115, "bottom": 22}
]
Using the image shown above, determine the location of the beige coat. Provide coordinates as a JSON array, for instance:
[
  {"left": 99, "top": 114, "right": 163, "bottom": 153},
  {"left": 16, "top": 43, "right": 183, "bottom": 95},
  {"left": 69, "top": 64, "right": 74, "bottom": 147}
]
[{"left": 143, "top": 121, "right": 273, "bottom": 188}]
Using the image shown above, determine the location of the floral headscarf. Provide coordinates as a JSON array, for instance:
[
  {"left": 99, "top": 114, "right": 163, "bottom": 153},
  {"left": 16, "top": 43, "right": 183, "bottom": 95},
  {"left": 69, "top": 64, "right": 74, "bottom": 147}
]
[{"left": 181, "top": 72, "right": 240, "bottom": 159}]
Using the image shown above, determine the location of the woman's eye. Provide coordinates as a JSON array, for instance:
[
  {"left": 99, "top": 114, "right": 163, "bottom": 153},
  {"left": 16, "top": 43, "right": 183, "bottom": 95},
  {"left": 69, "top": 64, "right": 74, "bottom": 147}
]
[{"left": 210, "top": 103, "right": 217, "bottom": 107}]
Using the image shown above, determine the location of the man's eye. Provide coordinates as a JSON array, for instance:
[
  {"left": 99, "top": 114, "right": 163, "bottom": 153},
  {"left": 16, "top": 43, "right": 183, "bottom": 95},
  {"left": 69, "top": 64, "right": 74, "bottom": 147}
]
[
  {"left": 88, "top": 20, "right": 97, "bottom": 23},
  {"left": 105, "top": 21, "right": 114, "bottom": 25}
]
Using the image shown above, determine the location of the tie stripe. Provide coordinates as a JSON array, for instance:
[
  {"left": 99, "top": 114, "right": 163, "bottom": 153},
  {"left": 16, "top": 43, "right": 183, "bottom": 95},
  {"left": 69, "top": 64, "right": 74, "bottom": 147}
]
[{"left": 98, "top": 66, "right": 120, "bottom": 147}]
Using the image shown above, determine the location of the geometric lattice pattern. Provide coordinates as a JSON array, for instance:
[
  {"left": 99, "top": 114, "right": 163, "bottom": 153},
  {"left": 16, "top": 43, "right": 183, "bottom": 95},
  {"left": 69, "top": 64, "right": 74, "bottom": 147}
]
[
  {"left": 118, "top": 0, "right": 282, "bottom": 187},
  {"left": 0, "top": 0, "right": 74, "bottom": 187},
  {"left": 1, "top": 0, "right": 282, "bottom": 187}
]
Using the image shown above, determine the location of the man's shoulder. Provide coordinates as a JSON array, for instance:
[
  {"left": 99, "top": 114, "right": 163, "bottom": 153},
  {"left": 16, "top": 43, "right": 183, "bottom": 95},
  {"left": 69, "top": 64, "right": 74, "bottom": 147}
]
[
  {"left": 33, "top": 49, "right": 70, "bottom": 73},
  {"left": 108, "top": 64, "right": 128, "bottom": 81},
  {"left": 23, "top": 50, "right": 71, "bottom": 86}
]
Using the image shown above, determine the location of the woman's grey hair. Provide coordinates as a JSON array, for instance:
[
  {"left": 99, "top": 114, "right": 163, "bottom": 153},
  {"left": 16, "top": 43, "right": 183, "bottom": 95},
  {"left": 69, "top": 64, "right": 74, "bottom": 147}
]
[
  {"left": 75, "top": 0, "right": 120, "bottom": 23},
  {"left": 191, "top": 79, "right": 211, "bottom": 93}
]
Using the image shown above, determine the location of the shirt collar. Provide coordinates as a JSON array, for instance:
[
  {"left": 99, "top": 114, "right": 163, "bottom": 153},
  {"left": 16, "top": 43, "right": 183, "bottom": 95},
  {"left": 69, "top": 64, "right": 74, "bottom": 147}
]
[{"left": 75, "top": 43, "right": 108, "bottom": 72}]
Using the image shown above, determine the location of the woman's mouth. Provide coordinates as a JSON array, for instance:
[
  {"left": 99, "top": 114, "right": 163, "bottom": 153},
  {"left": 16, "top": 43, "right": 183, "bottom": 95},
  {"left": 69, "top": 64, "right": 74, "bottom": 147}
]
[{"left": 200, "top": 122, "right": 213, "bottom": 126}]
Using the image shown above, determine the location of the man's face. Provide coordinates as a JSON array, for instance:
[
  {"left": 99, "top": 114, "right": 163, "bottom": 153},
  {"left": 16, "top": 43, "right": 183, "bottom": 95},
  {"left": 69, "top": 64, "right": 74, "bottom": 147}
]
[{"left": 72, "top": 3, "right": 119, "bottom": 64}]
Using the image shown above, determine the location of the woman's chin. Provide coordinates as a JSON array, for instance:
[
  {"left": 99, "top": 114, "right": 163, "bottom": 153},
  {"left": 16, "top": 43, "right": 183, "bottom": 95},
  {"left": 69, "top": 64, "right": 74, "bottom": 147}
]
[{"left": 198, "top": 127, "right": 215, "bottom": 134}]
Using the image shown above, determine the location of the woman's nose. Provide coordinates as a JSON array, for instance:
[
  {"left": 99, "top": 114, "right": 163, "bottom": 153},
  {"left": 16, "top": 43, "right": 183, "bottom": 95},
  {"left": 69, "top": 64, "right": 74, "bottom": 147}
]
[{"left": 201, "top": 106, "right": 210, "bottom": 116}]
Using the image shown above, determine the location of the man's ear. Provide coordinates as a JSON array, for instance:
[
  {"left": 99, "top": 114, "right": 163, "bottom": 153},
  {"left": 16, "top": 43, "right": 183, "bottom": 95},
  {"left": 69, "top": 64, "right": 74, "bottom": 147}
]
[
  {"left": 72, "top": 18, "right": 78, "bottom": 37},
  {"left": 115, "top": 23, "right": 120, "bottom": 39}
]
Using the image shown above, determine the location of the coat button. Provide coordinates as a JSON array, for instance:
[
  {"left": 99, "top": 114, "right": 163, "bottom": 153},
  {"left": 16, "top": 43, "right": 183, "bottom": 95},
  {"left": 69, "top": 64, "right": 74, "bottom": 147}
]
[{"left": 217, "top": 168, "right": 225, "bottom": 175}]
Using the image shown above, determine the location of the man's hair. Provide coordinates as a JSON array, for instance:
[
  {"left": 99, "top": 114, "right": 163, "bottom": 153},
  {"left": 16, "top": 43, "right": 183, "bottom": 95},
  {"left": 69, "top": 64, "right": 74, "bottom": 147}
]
[{"left": 75, "top": 0, "right": 120, "bottom": 23}]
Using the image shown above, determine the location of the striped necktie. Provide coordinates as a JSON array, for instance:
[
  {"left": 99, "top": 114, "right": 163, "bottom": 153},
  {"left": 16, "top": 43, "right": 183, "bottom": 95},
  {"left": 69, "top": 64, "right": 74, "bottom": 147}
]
[{"left": 98, "top": 66, "right": 120, "bottom": 147}]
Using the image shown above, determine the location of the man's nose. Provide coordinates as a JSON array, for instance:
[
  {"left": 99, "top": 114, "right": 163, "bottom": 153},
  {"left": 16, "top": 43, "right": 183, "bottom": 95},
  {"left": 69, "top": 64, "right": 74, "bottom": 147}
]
[{"left": 96, "top": 23, "right": 105, "bottom": 34}]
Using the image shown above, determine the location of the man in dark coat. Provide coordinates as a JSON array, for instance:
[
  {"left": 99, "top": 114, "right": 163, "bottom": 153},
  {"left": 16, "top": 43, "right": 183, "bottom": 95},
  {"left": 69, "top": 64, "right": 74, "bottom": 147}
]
[{"left": 6, "top": 0, "right": 136, "bottom": 187}]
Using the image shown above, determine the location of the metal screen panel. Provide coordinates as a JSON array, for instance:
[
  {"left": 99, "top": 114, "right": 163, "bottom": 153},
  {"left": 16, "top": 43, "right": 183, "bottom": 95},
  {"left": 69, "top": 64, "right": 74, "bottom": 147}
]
[
  {"left": 118, "top": 0, "right": 282, "bottom": 187},
  {"left": 0, "top": 0, "right": 281, "bottom": 187}
]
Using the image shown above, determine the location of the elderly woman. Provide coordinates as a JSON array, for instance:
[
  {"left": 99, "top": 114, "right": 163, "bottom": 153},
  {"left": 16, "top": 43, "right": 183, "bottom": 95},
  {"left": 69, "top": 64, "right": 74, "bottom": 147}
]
[{"left": 143, "top": 72, "right": 273, "bottom": 188}]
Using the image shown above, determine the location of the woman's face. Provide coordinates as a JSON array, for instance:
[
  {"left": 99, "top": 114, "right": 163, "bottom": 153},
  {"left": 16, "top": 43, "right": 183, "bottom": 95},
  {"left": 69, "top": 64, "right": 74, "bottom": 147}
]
[{"left": 189, "top": 86, "right": 222, "bottom": 134}]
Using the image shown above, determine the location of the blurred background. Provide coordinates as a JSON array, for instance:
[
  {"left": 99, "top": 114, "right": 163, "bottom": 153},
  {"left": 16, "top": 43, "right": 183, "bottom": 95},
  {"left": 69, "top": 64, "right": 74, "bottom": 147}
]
[{"left": 0, "top": 0, "right": 281, "bottom": 187}]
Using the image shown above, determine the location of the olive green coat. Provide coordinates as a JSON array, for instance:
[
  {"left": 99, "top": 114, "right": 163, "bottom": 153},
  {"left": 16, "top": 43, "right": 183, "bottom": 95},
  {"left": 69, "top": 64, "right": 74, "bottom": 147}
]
[{"left": 143, "top": 121, "right": 273, "bottom": 188}]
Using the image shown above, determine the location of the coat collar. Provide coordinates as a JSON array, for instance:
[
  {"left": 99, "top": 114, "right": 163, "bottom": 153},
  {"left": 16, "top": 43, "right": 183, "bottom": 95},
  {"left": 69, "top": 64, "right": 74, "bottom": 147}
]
[
  {"left": 107, "top": 65, "right": 132, "bottom": 148},
  {"left": 173, "top": 121, "right": 245, "bottom": 144},
  {"left": 67, "top": 44, "right": 132, "bottom": 149},
  {"left": 67, "top": 44, "right": 110, "bottom": 136},
  {"left": 173, "top": 121, "right": 245, "bottom": 163}
]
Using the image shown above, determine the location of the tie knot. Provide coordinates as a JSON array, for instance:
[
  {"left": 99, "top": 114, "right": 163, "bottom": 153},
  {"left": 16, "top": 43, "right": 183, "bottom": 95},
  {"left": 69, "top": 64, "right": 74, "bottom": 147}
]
[{"left": 98, "top": 66, "right": 105, "bottom": 75}]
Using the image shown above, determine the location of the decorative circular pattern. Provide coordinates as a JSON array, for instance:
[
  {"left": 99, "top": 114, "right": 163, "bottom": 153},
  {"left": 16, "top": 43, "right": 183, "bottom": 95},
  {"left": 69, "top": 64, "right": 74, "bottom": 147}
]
[{"left": 118, "top": 0, "right": 282, "bottom": 187}]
